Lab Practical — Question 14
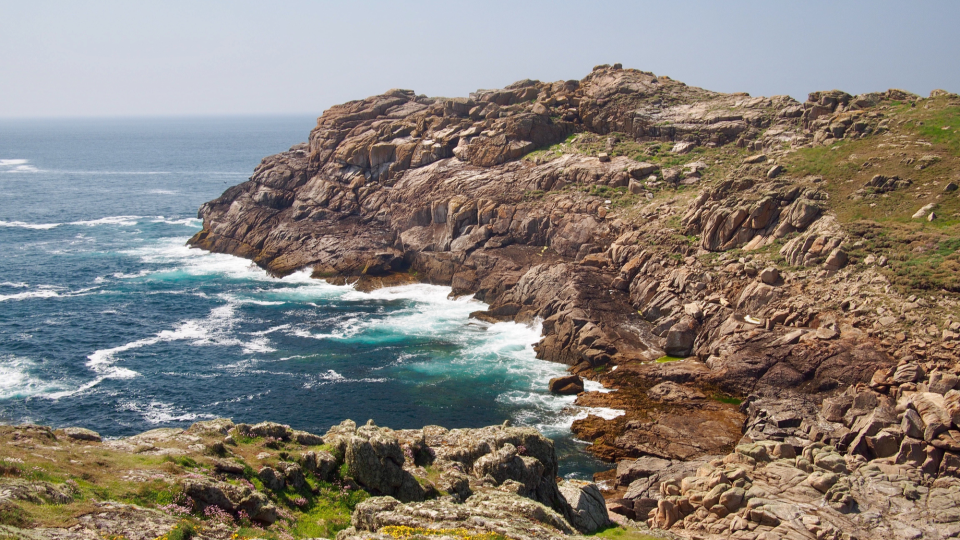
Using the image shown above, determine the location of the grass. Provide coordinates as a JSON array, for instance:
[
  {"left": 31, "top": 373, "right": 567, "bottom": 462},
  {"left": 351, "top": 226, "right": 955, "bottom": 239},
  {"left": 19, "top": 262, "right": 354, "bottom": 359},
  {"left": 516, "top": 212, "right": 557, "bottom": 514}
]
[
  {"left": 711, "top": 394, "right": 743, "bottom": 406},
  {"left": 655, "top": 356, "right": 684, "bottom": 363},
  {"left": 0, "top": 501, "right": 32, "bottom": 528},
  {"left": 288, "top": 481, "right": 369, "bottom": 539},
  {"left": 166, "top": 519, "right": 197, "bottom": 540},
  {"left": 588, "top": 524, "right": 664, "bottom": 540},
  {"left": 775, "top": 96, "right": 960, "bottom": 295}
]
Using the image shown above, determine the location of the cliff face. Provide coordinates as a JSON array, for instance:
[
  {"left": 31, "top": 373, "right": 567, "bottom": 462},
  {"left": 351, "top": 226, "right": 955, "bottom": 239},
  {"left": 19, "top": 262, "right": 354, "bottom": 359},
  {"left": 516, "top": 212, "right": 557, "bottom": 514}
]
[{"left": 185, "top": 64, "right": 960, "bottom": 537}]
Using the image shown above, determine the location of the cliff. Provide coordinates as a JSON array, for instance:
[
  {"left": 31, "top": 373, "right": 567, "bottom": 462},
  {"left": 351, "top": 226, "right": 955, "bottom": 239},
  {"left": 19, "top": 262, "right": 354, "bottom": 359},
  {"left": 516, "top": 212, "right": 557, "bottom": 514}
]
[{"left": 182, "top": 64, "right": 960, "bottom": 538}]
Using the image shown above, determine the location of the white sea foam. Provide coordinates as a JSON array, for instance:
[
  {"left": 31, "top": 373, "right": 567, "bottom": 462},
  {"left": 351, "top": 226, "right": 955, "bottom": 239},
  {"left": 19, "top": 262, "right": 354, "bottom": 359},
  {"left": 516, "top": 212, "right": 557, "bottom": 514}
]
[
  {"left": 0, "top": 284, "right": 100, "bottom": 302},
  {"left": 148, "top": 190, "right": 178, "bottom": 195},
  {"left": 0, "top": 355, "right": 69, "bottom": 399},
  {"left": 0, "top": 215, "right": 143, "bottom": 229},
  {"left": 301, "top": 369, "right": 388, "bottom": 388},
  {"left": 71, "top": 215, "right": 141, "bottom": 226},
  {"left": 127, "top": 237, "right": 286, "bottom": 282},
  {"left": 118, "top": 400, "right": 213, "bottom": 424},
  {"left": 0, "top": 220, "right": 60, "bottom": 230},
  {"left": 0, "top": 159, "right": 39, "bottom": 173},
  {"left": 0, "top": 289, "right": 60, "bottom": 301},
  {"left": 151, "top": 217, "right": 202, "bottom": 227},
  {"left": 0, "top": 282, "right": 29, "bottom": 288}
]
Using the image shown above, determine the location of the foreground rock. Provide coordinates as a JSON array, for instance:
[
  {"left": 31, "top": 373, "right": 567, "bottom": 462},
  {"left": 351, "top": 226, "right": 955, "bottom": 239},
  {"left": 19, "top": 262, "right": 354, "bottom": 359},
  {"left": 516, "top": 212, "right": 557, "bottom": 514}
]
[{"left": 0, "top": 419, "right": 611, "bottom": 540}]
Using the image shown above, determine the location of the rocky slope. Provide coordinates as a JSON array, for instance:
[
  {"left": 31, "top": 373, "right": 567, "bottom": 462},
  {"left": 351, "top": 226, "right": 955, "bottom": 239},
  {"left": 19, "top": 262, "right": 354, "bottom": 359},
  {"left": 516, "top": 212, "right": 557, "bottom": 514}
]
[
  {"left": 181, "top": 64, "right": 960, "bottom": 538},
  {"left": 0, "top": 419, "right": 614, "bottom": 540}
]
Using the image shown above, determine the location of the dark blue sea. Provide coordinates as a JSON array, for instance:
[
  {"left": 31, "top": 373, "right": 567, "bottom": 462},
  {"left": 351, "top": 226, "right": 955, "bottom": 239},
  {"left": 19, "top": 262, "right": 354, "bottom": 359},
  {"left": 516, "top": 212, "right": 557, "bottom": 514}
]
[{"left": 0, "top": 117, "right": 617, "bottom": 477}]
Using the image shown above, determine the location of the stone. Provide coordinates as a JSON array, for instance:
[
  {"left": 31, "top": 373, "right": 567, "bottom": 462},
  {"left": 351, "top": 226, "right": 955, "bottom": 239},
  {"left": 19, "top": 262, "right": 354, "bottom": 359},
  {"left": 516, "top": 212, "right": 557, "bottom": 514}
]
[
  {"left": 813, "top": 451, "right": 847, "bottom": 474},
  {"left": 902, "top": 409, "right": 924, "bottom": 439},
  {"left": 947, "top": 390, "right": 960, "bottom": 428},
  {"left": 824, "top": 248, "right": 848, "bottom": 270},
  {"left": 822, "top": 396, "right": 853, "bottom": 423},
  {"left": 292, "top": 430, "right": 324, "bottom": 446},
  {"left": 940, "top": 452, "right": 960, "bottom": 477},
  {"left": 945, "top": 182, "right": 959, "bottom": 192},
  {"left": 911, "top": 392, "right": 952, "bottom": 441},
  {"left": 719, "top": 487, "right": 745, "bottom": 511},
  {"left": 913, "top": 203, "right": 937, "bottom": 219},
  {"left": 816, "top": 326, "right": 839, "bottom": 340},
  {"left": 663, "top": 315, "right": 699, "bottom": 357},
  {"left": 807, "top": 471, "right": 839, "bottom": 493},
  {"left": 558, "top": 480, "right": 612, "bottom": 533},
  {"left": 930, "top": 372, "right": 959, "bottom": 395},
  {"left": 258, "top": 466, "right": 285, "bottom": 491},
  {"left": 894, "top": 363, "right": 924, "bottom": 384},
  {"left": 616, "top": 456, "right": 672, "bottom": 487},
  {"left": 766, "top": 164, "right": 783, "bottom": 179},
  {"left": 347, "top": 491, "right": 575, "bottom": 539},
  {"left": 745, "top": 154, "right": 767, "bottom": 164},
  {"left": 548, "top": 374, "right": 584, "bottom": 395},
  {"left": 895, "top": 437, "right": 927, "bottom": 467},
  {"left": 346, "top": 430, "right": 425, "bottom": 502},
  {"left": 247, "top": 421, "right": 293, "bottom": 440},
  {"left": 187, "top": 418, "right": 235, "bottom": 435},
  {"left": 647, "top": 381, "right": 705, "bottom": 402},
  {"left": 672, "top": 141, "right": 696, "bottom": 154},
  {"left": 63, "top": 427, "right": 101, "bottom": 442},
  {"left": 866, "top": 430, "right": 899, "bottom": 458},
  {"left": 300, "top": 450, "right": 338, "bottom": 481},
  {"left": 597, "top": 153, "right": 610, "bottom": 163},
  {"left": 759, "top": 266, "right": 780, "bottom": 285}
]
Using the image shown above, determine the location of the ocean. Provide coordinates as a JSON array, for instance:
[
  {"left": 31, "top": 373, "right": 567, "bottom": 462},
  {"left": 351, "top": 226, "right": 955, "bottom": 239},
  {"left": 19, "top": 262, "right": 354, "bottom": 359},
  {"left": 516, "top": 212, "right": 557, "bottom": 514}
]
[{"left": 0, "top": 116, "right": 616, "bottom": 478}]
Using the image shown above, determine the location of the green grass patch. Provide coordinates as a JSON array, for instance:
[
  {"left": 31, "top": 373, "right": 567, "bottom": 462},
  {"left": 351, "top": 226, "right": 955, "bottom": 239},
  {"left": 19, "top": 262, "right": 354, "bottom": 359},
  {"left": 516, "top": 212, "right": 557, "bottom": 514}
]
[
  {"left": 913, "top": 104, "right": 960, "bottom": 155},
  {"left": 288, "top": 482, "right": 369, "bottom": 539},
  {"left": 122, "top": 480, "right": 182, "bottom": 507},
  {"left": 166, "top": 519, "right": 197, "bottom": 540},
  {"left": 655, "top": 356, "right": 685, "bottom": 363},
  {"left": 711, "top": 394, "right": 743, "bottom": 405},
  {"left": 588, "top": 524, "right": 663, "bottom": 540}
]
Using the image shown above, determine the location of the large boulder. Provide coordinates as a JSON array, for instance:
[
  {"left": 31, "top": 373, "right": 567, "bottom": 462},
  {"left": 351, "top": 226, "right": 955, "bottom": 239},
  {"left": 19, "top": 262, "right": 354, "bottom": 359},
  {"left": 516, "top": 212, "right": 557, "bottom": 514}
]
[
  {"left": 663, "top": 315, "right": 699, "bottom": 357},
  {"left": 344, "top": 492, "right": 574, "bottom": 540},
  {"left": 345, "top": 428, "right": 425, "bottom": 502},
  {"left": 548, "top": 374, "right": 584, "bottom": 395},
  {"left": 558, "top": 480, "right": 612, "bottom": 533}
]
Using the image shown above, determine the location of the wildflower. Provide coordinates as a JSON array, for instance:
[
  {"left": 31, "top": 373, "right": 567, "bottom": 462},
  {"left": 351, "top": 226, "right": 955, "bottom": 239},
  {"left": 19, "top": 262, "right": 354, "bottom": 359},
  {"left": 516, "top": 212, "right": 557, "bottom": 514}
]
[{"left": 291, "top": 496, "right": 307, "bottom": 507}]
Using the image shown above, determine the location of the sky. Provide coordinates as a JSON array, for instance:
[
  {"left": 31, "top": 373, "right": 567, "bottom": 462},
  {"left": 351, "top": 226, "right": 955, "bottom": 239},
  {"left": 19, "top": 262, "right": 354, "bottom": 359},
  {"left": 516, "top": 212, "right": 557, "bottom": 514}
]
[{"left": 1, "top": 0, "right": 958, "bottom": 118}]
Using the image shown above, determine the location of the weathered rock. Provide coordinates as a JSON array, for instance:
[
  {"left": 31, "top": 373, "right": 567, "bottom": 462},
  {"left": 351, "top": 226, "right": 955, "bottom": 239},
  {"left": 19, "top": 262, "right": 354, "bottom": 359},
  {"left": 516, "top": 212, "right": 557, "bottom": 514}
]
[
  {"left": 345, "top": 430, "right": 425, "bottom": 502},
  {"left": 663, "top": 315, "right": 699, "bottom": 357},
  {"left": 548, "top": 374, "right": 584, "bottom": 395},
  {"left": 557, "top": 480, "right": 612, "bottom": 533},
  {"left": 62, "top": 427, "right": 101, "bottom": 442},
  {"left": 759, "top": 266, "right": 779, "bottom": 285}
]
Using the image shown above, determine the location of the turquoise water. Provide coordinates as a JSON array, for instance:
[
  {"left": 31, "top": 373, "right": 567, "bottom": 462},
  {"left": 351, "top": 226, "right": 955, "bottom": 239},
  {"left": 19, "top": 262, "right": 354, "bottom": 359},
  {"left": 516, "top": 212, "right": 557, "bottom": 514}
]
[{"left": 0, "top": 117, "right": 615, "bottom": 477}]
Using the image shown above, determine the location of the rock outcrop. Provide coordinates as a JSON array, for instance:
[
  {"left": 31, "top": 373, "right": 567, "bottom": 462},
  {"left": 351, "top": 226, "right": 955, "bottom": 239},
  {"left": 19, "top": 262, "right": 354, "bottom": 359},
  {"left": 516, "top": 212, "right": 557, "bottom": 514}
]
[{"left": 181, "top": 64, "right": 960, "bottom": 539}]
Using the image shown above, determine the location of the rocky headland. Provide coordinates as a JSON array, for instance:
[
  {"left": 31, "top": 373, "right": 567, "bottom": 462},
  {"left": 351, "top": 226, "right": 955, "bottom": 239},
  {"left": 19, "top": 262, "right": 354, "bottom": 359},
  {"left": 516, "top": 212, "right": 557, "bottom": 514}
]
[{"left": 4, "top": 64, "right": 960, "bottom": 539}]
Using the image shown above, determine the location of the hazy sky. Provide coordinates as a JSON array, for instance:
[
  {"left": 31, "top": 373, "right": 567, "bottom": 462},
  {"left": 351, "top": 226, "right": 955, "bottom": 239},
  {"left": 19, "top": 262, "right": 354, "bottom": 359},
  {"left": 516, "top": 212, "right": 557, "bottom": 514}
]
[{"left": 2, "top": 0, "right": 958, "bottom": 118}]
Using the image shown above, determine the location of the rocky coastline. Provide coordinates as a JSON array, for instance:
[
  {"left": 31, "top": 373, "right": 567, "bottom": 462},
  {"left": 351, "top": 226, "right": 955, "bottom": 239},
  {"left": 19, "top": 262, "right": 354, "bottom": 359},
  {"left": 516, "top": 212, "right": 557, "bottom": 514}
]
[{"left": 4, "top": 64, "right": 960, "bottom": 539}]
